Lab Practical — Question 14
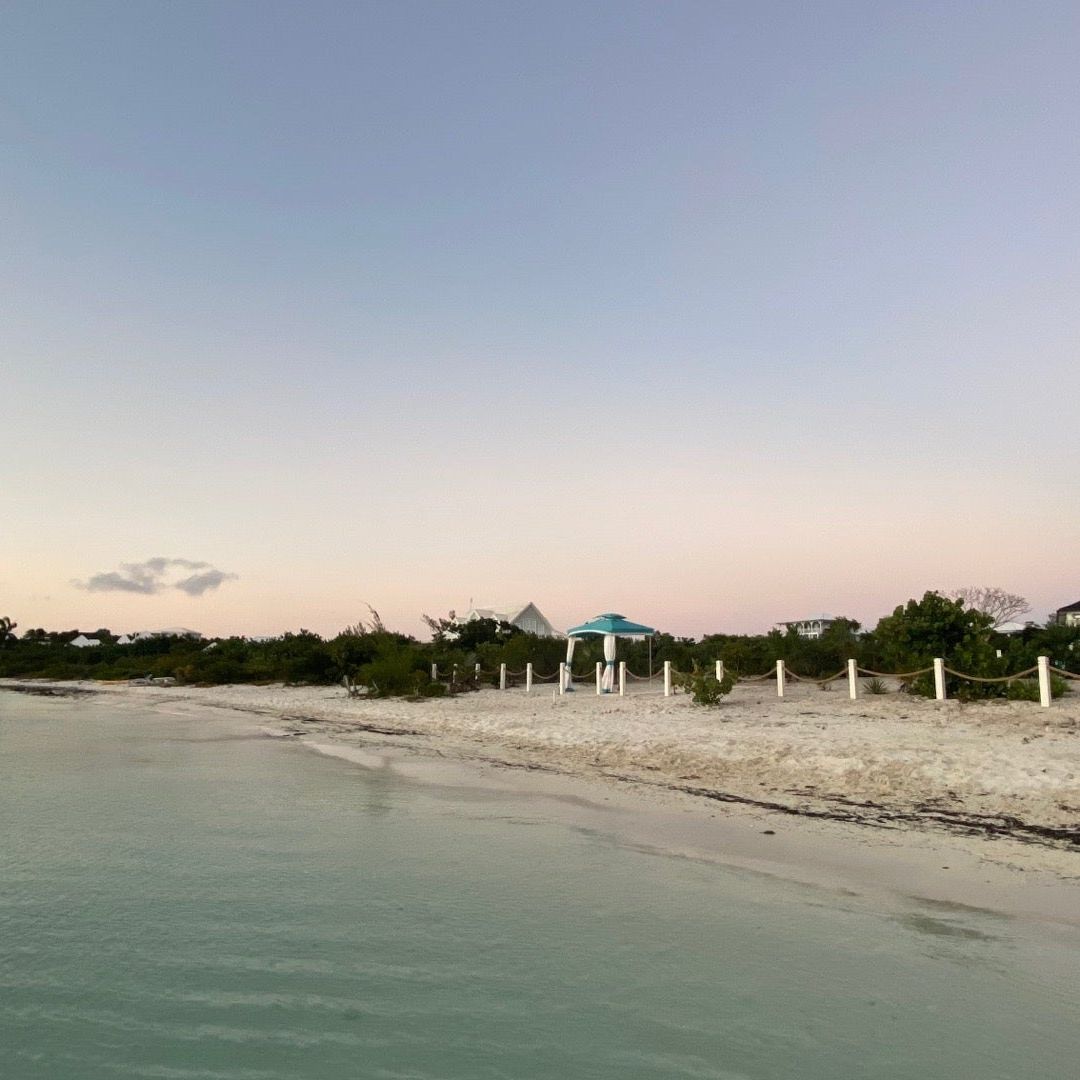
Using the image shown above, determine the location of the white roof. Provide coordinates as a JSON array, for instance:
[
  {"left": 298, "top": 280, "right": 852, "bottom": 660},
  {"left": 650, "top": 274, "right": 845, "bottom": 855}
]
[{"left": 134, "top": 627, "right": 202, "bottom": 639}]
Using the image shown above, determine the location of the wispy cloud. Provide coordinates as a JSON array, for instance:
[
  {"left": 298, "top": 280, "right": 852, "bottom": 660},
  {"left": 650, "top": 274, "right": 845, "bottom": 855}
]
[{"left": 75, "top": 558, "right": 238, "bottom": 596}]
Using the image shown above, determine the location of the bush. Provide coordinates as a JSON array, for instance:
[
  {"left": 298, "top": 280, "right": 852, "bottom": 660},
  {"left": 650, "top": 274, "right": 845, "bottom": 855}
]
[
  {"left": 357, "top": 649, "right": 430, "bottom": 698},
  {"left": 675, "top": 664, "right": 735, "bottom": 706},
  {"left": 1006, "top": 677, "right": 1069, "bottom": 701},
  {"left": 864, "top": 677, "right": 888, "bottom": 695}
]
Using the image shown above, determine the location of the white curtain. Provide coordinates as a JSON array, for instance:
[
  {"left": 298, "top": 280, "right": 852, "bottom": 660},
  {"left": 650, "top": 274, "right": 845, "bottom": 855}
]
[
  {"left": 564, "top": 635, "right": 576, "bottom": 690},
  {"left": 601, "top": 633, "right": 616, "bottom": 692}
]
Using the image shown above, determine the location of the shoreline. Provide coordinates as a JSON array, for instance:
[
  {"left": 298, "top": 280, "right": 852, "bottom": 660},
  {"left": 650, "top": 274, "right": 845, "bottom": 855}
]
[{"left": 3, "top": 677, "right": 1079, "bottom": 924}]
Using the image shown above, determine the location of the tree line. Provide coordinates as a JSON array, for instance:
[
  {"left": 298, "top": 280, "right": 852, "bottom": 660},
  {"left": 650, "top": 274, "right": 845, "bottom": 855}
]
[{"left": 0, "top": 593, "right": 1076, "bottom": 701}]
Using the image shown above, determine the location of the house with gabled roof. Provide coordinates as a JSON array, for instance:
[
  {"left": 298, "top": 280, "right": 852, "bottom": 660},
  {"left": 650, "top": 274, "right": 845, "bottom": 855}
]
[{"left": 455, "top": 602, "right": 562, "bottom": 638}]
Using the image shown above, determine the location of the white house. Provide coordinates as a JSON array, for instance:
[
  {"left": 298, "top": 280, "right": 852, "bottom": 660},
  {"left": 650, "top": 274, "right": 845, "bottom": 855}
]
[
  {"left": 115, "top": 634, "right": 133, "bottom": 645},
  {"left": 1052, "top": 601, "right": 1080, "bottom": 627},
  {"left": 132, "top": 627, "right": 203, "bottom": 641},
  {"left": 69, "top": 635, "right": 101, "bottom": 648},
  {"left": 455, "top": 602, "right": 562, "bottom": 638},
  {"left": 776, "top": 615, "right": 837, "bottom": 640}
]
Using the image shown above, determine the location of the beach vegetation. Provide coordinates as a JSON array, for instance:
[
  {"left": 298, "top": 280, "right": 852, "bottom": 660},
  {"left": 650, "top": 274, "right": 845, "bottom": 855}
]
[
  {"left": 1, "top": 591, "right": 1075, "bottom": 699},
  {"left": 1005, "top": 676, "right": 1068, "bottom": 702},
  {"left": 864, "top": 677, "right": 888, "bottom": 694},
  {"left": 676, "top": 663, "right": 735, "bottom": 706}
]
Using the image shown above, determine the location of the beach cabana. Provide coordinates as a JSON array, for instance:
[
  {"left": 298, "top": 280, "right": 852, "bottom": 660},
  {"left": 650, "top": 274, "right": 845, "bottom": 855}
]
[{"left": 565, "top": 613, "right": 657, "bottom": 692}]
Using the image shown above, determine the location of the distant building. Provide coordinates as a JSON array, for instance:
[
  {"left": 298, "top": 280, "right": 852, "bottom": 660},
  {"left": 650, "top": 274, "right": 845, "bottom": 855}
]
[
  {"left": 115, "top": 634, "right": 133, "bottom": 645},
  {"left": 455, "top": 602, "right": 562, "bottom": 638},
  {"left": 993, "top": 621, "right": 1038, "bottom": 636},
  {"left": 1052, "top": 601, "right": 1080, "bottom": 627},
  {"left": 132, "top": 627, "right": 203, "bottom": 641},
  {"left": 776, "top": 615, "right": 837, "bottom": 640},
  {"left": 69, "top": 635, "right": 101, "bottom": 648}
]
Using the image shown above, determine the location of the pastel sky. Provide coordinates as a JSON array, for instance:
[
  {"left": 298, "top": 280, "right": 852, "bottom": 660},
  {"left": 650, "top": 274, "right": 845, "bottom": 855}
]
[{"left": 3, "top": 1, "right": 1078, "bottom": 639}]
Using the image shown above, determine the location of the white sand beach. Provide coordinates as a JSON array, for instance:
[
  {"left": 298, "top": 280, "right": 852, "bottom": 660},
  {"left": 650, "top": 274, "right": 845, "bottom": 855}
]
[{"left": 7, "top": 679, "right": 1078, "bottom": 886}]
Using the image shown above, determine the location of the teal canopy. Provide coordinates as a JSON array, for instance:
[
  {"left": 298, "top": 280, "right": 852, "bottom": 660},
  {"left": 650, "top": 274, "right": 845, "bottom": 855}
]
[{"left": 567, "top": 612, "right": 656, "bottom": 637}]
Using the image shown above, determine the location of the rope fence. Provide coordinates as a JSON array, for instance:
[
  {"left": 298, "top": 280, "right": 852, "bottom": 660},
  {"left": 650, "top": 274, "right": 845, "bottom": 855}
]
[
  {"left": 785, "top": 667, "right": 847, "bottom": 684},
  {"left": 419, "top": 655, "right": 1075, "bottom": 708},
  {"left": 942, "top": 665, "right": 1039, "bottom": 684},
  {"left": 856, "top": 666, "right": 935, "bottom": 679}
]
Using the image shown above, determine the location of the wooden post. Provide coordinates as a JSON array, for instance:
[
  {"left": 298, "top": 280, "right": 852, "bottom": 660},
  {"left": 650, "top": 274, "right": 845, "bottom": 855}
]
[
  {"left": 594, "top": 661, "right": 602, "bottom": 695},
  {"left": 475, "top": 661, "right": 481, "bottom": 680},
  {"left": 1038, "top": 655, "right": 1051, "bottom": 708},
  {"left": 619, "top": 661, "right": 626, "bottom": 696},
  {"left": 526, "top": 663, "right": 533, "bottom": 694},
  {"left": 452, "top": 665, "right": 458, "bottom": 688},
  {"left": 558, "top": 662, "right": 566, "bottom": 696},
  {"left": 663, "top": 660, "right": 672, "bottom": 697},
  {"left": 431, "top": 663, "right": 437, "bottom": 681},
  {"left": 933, "top": 658, "right": 946, "bottom": 700},
  {"left": 499, "top": 663, "right": 507, "bottom": 690},
  {"left": 776, "top": 659, "right": 785, "bottom": 698},
  {"left": 847, "top": 658, "right": 858, "bottom": 700},
  {"left": 715, "top": 660, "right": 724, "bottom": 682}
]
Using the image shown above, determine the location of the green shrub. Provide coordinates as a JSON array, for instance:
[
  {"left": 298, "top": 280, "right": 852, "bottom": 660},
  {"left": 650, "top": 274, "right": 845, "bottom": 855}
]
[
  {"left": 675, "top": 664, "right": 735, "bottom": 706},
  {"left": 864, "top": 677, "right": 888, "bottom": 695},
  {"left": 1006, "top": 677, "right": 1069, "bottom": 701},
  {"left": 1005, "top": 679, "right": 1039, "bottom": 702}
]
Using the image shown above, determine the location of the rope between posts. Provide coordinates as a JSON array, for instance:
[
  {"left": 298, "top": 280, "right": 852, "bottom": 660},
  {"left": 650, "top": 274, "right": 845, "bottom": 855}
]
[
  {"left": 785, "top": 667, "right": 847, "bottom": 684},
  {"left": 1049, "top": 667, "right": 1080, "bottom": 680},
  {"left": 856, "top": 666, "right": 934, "bottom": 679},
  {"left": 740, "top": 671, "right": 775, "bottom": 682},
  {"left": 942, "top": 666, "right": 1039, "bottom": 683}
]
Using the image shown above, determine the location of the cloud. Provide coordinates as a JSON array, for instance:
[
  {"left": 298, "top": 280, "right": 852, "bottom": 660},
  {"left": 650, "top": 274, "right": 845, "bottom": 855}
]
[
  {"left": 75, "top": 558, "right": 237, "bottom": 597},
  {"left": 174, "top": 569, "right": 239, "bottom": 596}
]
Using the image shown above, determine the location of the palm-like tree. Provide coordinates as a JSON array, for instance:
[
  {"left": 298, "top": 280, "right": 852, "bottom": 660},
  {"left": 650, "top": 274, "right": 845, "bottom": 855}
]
[{"left": 0, "top": 616, "right": 17, "bottom": 645}]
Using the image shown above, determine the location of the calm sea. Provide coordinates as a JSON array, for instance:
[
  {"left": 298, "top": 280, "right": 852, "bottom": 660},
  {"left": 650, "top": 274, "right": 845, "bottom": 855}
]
[{"left": 2, "top": 692, "right": 1078, "bottom": 1080}]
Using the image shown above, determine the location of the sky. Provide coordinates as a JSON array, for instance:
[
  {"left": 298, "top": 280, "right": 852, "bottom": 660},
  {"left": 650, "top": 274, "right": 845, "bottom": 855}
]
[{"left": 2, "top": 0, "right": 1078, "bottom": 639}]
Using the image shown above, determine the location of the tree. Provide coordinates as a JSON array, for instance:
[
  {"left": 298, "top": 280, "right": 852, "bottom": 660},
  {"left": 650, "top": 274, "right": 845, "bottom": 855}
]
[
  {"left": 949, "top": 586, "right": 1029, "bottom": 628},
  {"left": 452, "top": 617, "right": 521, "bottom": 650},
  {"left": 873, "top": 592, "right": 994, "bottom": 669},
  {"left": 0, "top": 616, "right": 17, "bottom": 646},
  {"left": 872, "top": 591, "right": 1003, "bottom": 698}
]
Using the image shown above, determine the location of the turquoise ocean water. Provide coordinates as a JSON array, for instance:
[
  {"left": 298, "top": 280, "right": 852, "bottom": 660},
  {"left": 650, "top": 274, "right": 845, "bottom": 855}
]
[{"left": 1, "top": 693, "right": 1078, "bottom": 1080}]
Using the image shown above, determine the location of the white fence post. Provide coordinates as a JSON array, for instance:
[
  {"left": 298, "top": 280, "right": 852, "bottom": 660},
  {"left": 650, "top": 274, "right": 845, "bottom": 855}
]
[
  {"left": 526, "top": 662, "right": 533, "bottom": 694},
  {"left": 595, "top": 661, "right": 602, "bottom": 695},
  {"left": 431, "top": 663, "right": 437, "bottom": 681},
  {"left": 847, "top": 658, "right": 858, "bottom": 700},
  {"left": 715, "top": 660, "right": 724, "bottom": 682},
  {"left": 776, "top": 659, "right": 785, "bottom": 698},
  {"left": 663, "top": 661, "right": 672, "bottom": 697},
  {"left": 475, "top": 661, "right": 481, "bottom": 681},
  {"left": 933, "top": 658, "right": 946, "bottom": 700},
  {"left": 558, "top": 662, "right": 566, "bottom": 695},
  {"left": 1038, "top": 655, "right": 1052, "bottom": 708},
  {"left": 619, "top": 661, "right": 626, "bottom": 696},
  {"left": 499, "top": 663, "right": 507, "bottom": 690},
  {"left": 452, "top": 665, "right": 458, "bottom": 686}
]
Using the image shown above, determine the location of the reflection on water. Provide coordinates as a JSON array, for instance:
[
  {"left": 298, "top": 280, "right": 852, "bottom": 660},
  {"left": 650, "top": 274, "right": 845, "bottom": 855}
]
[{"left": 1, "top": 693, "right": 1079, "bottom": 1080}]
